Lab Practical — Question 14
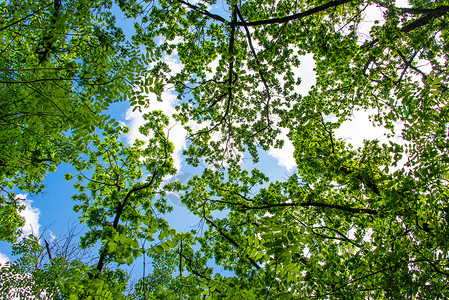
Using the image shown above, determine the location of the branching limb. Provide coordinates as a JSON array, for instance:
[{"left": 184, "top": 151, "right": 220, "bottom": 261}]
[
  {"left": 178, "top": 0, "right": 228, "bottom": 24},
  {"left": 208, "top": 197, "right": 377, "bottom": 214},
  {"left": 236, "top": 0, "right": 353, "bottom": 26},
  {"left": 236, "top": 7, "right": 271, "bottom": 128},
  {"left": 398, "top": 6, "right": 449, "bottom": 16},
  {"left": 213, "top": 186, "right": 254, "bottom": 202},
  {"left": 0, "top": 67, "right": 73, "bottom": 72},
  {"left": 78, "top": 171, "right": 116, "bottom": 188},
  {"left": 44, "top": 239, "right": 53, "bottom": 261},
  {"left": 96, "top": 158, "right": 167, "bottom": 272},
  {"left": 192, "top": 7, "right": 237, "bottom": 137},
  {"left": 204, "top": 217, "right": 262, "bottom": 270},
  {"left": 395, "top": 49, "right": 419, "bottom": 85},
  {"left": 0, "top": 78, "right": 73, "bottom": 84},
  {"left": 339, "top": 166, "right": 380, "bottom": 196},
  {"left": 0, "top": 6, "right": 45, "bottom": 32},
  {"left": 362, "top": 8, "right": 449, "bottom": 49},
  {"left": 413, "top": 245, "right": 449, "bottom": 277},
  {"left": 320, "top": 114, "right": 335, "bottom": 154},
  {"left": 36, "top": 0, "right": 62, "bottom": 64},
  {"left": 312, "top": 226, "right": 364, "bottom": 249}
]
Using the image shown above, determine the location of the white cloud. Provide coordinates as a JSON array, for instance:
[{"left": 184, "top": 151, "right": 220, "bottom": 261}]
[
  {"left": 125, "top": 90, "right": 187, "bottom": 172},
  {"left": 49, "top": 231, "right": 56, "bottom": 242},
  {"left": 205, "top": 56, "right": 220, "bottom": 80},
  {"left": 17, "top": 194, "right": 41, "bottom": 239},
  {"left": 0, "top": 252, "right": 9, "bottom": 265},
  {"left": 335, "top": 109, "right": 387, "bottom": 148},
  {"left": 356, "top": 5, "right": 386, "bottom": 44},
  {"left": 267, "top": 54, "right": 316, "bottom": 171},
  {"left": 125, "top": 54, "right": 187, "bottom": 174},
  {"left": 395, "top": 0, "right": 411, "bottom": 8},
  {"left": 292, "top": 53, "right": 316, "bottom": 96},
  {"left": 268, "top": 128, "right": 296, "bottom": 172},
  {"left": 335, "top": 109, "right": 408, "bottom": 175},
  {"left": 355, "top": 0, "right": 411, "bottom": 45},
  {"left": 335, "top": 109, "right": 404, "bottom": 149}
]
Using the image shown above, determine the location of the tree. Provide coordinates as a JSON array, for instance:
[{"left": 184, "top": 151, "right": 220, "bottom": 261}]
[
  {"left": 0, "top": 224, "right": 94, "bottom": 299},
  {"left": 1, "top": 117, "right": 177, "bottom": 299},
  {"left": 0, "top": 0, "right": 148, "bottom": 242},
  {"left": 2, "top": 0, "right": 449, "bottom": 298},
  {"left": 133, "top": 0, "right": 449, "bottom": 298}
]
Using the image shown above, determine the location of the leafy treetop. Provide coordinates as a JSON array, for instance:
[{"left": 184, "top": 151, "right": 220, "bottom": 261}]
[{"left": 1, "top": 0, "right": 449, "bottom": 299}]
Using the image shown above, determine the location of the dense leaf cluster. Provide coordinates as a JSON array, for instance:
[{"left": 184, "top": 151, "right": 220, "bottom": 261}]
[{"left": 1, "top": 0, "right": 449, "bottom": 298}]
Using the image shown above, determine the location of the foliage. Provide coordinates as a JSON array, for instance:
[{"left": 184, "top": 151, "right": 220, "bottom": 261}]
[
  {"left": 134, "top": 0, "right": 449, "bottom": 297},
  {"left": 0, "top": 234, "right": 129, "bottom": 299},
  {"left": 0, "top": 0, "right": 146, "bottom": 242},
  {"left": 1, "top": 0, "right": 449, "bottom": 299}
]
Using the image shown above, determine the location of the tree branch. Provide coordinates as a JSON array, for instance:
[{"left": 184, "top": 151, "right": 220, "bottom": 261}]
[
  {"left": 44, "top": 239, "right": 53, "bottom": 261},
  {"left": 204, "top": 217, "right": 262, "bottom": 270},
  {"left": 256, "top": 201, "right": 377, "bottom": 214},
  {"left": 320, "top": 114, "right": 335, "bottom": 154},
  {"left": 340, "top": 166, "right": 380, "bottom": 196},
  {"left": 178, "top": 250, "right": 221, "bottom": 293},
  {"left": 194, "top": 7, "right": 237, "bottom": 137},
  {"left": 362, "top": 8, "right": 448, "bottom": 49},
  {"left": 0, "top": 7, "right": 45, "bottom": 32},
  {"left": 209, "top": 197, "right": 377, "bottom": 214},
  {"left": 414, "top": 245, "right": 449, "bottom": 277},
  {"left": 224, "top": 6, "right": 237, "bottom": 127},
  {"left": 398, "top": 6, "right": 449, "bottom": 16},
  {"left": 313, "top": 226, "right": 363, "bottom": 249},
  {"left": 0, "top": 67, "right": 73, "bottom": 73},
  {"left": 0, "top": 78, "right": 73, "bottom": 84},
  {"left": 236, "top": 7, "right": 271, "bottom": 128},
  {"left": 178, "top": 0, "right": 228, "bottom": 24},
  {"left": 236, "top": 0, "right": 354, "bottom": 26},
  {"left": 96, "top": 161, "right": 166, "bottom": 272}
]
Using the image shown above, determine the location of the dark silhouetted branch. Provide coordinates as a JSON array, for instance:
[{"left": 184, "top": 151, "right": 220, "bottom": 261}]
[{"left": 236, "top": 0, "right": 354, "bottom": 26}]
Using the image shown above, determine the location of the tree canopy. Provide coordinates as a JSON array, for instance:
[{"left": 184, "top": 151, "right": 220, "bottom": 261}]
[{"left": 1, "top": 0, "right": 449, "bottom": 298}]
